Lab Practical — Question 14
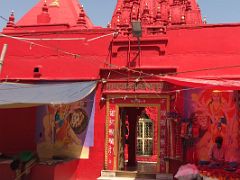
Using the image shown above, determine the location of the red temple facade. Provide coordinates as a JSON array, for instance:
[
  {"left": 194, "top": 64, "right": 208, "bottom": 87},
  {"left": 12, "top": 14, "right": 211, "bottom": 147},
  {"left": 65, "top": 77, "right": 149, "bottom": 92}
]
[{"left": 0, "top": 0, "right": 240, "bottom": 180}]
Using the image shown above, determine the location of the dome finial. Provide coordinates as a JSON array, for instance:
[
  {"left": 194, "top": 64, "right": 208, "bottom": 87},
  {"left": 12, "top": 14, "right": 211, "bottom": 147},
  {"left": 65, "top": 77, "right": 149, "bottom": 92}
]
[
  {"left": 77, "top": 5, "right": 87, "bottom": 28},
  {"left": 6, "top": 10, "right": 15, "bottom": 28},
  {"left": 203, "top": 16, "right": 207, "bottom": 24},
  {"left": 37, "top": 0, "right": 51, "bottom": 24},
  {"left": 42, "top": 0, "right": 49, "bottom": 13}
]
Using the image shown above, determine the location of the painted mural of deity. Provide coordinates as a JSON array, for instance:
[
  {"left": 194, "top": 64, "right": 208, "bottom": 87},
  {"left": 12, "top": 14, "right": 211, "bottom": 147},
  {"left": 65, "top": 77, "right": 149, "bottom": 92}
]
[
  {"left": 54, "top": 107, "right": 88, "bottom": 146},
  {"left": 37, "top": 99, "right": 92, "bottom": 159},
  {"left": 186, "top": 90, "right": 240, "bottom": 163}
]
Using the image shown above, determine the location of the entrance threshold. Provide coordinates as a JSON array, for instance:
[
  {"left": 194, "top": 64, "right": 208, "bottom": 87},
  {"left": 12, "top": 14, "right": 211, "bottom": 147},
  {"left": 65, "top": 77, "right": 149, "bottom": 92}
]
[{"left": 98, "top": 170, "right": 173, "bottom": 180}]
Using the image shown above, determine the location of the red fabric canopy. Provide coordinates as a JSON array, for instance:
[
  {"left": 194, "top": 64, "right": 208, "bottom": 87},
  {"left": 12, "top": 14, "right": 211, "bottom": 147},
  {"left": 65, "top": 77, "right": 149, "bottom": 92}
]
[{"left": 162, "top": 76, "right": 240, "bottom": 90}]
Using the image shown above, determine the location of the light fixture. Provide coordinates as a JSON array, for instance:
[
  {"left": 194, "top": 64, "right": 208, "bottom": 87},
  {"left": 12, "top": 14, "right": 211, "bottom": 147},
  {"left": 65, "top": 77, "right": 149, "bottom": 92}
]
[
  {"left": 101, "top": 78, "right": 107, "bottom": 84},
  {"left": 131, "top": 20, "right": 142, "bottom": 67},
  {"left": 212, "top": 90, "right": 221, "bottom": 93},
  {"left": 135, "top": 78, "right": 140, "bottom": 83},
  {"left": 131, "top": 20, "right": 142, "bottom": 38}
]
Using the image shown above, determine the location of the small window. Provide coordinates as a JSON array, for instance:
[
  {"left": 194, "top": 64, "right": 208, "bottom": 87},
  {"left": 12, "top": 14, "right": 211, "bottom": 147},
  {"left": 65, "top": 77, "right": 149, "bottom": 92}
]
[{"left": 137, "top": 118, "right": 153, "bottom": 156}]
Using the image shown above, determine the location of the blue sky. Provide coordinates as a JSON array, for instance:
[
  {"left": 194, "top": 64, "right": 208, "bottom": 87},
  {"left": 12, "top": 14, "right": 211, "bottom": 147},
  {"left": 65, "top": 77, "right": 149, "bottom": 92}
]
[{"left": 0, "top": 0, "right": 240, "bottom": 30}]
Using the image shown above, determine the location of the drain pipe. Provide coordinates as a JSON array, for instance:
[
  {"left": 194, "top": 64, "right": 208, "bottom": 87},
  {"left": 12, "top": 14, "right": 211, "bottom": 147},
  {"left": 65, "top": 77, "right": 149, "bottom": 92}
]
[{"left": 0, "top": 44, "right": 8, "bottom": 74}]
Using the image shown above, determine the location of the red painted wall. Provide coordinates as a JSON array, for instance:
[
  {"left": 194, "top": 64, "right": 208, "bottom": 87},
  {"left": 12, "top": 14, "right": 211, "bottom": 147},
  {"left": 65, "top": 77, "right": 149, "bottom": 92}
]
[
  {"left": 0, "top": 30, "right": 113, "bottom": 80},
  {"left": 0, "top": 1, "right": 239, "bottom": 179},
  {"left": 0, "top": 107, "right": 37, "bottom": 155},
  {"left": 1, "top": 24, "right": 240, "bottom": 81},
  {"left": 0, "top": 163, "right": 15, "bottom": 180},
  {"left": 54, "top": 160, "right": 79, "bottom": 180}
]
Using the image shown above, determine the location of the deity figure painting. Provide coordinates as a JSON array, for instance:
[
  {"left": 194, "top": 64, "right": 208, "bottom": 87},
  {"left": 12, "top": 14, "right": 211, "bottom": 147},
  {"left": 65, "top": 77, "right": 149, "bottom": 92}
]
[
  {"left": 38, "top": 100, "right": 91, "bottom": 159},
  {"left": 68, "top": 109, "right": 89, "bottom": 135},
  {"left": 186, "top": 90, "right": 239, "bottom": 162},
  {"left": 52, "top": 104, "right": 89, "bottom": 146}
]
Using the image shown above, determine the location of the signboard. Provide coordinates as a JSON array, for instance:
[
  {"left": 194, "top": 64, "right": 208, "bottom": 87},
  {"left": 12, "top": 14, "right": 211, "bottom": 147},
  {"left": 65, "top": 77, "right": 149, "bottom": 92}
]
[
  {"left": 103, "top": 82, "right": 170, "bottom": 93},
  {"left": 106, "top": 103, "right": 116, "bottom": 170}
]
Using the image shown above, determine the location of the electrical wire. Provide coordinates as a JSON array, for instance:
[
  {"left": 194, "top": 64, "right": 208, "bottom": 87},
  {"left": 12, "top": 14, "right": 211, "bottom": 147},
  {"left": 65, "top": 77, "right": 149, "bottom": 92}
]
[
  {"left": 0, "top": 16, "right": 8, "bottom": 22},
  {"left": 0, "top": 32, "right": 117, "bottom": 42}
]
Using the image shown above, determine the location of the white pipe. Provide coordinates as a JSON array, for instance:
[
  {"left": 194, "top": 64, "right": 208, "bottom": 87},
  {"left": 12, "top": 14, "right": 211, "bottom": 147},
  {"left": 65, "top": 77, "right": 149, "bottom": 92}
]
[
  {"left": 0, "top": 44, "right": 8, "bottom": 73},
  {"left": 0, "top": 34, "right": 86, "bottom": 41}
]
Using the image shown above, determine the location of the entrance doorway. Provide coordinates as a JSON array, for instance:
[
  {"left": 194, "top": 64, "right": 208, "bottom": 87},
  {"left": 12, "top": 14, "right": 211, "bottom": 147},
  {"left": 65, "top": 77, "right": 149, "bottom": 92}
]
[
  {"left": 118, "top": 107, "right": 157, "bottom": 173},
  {"left": 105, "top": 95, "right": 169, "bottom": 174}
]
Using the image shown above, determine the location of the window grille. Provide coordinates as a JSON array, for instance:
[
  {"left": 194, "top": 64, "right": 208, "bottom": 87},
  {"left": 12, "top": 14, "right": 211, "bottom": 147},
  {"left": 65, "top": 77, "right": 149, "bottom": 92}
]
[{"left": 137, "top": 118, "right": 153, "bottom": 156}]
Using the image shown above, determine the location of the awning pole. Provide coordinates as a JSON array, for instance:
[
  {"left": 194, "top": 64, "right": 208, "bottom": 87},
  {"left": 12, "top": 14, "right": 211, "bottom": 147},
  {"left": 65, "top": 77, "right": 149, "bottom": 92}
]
[{"left": 0, "top": 44, "right": 8, "bottom": 73}]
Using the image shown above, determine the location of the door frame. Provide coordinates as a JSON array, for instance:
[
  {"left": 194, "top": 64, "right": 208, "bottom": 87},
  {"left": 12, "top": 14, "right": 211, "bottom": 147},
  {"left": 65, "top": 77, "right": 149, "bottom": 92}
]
[{"left": 104, "top": 94, "right": 170, "bottom": 172}]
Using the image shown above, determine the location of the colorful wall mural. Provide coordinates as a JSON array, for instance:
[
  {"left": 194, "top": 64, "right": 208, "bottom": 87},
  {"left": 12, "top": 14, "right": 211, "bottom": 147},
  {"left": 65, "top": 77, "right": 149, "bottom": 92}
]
[
  {"left": 37, "top": 92, "right": 95, "bottom": 159},
  {"left": 183, "top": 90, "right": 240, "bottom": 163}
]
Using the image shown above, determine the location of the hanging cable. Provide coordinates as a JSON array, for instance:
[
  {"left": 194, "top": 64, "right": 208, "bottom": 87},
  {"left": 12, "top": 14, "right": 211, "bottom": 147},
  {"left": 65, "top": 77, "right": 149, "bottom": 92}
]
[{"left": 0, "top": 16, "right": 8, "bottom": 22}]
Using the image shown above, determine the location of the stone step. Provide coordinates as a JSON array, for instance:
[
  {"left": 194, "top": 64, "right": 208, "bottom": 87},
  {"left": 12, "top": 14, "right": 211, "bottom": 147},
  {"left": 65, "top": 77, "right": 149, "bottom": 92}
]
[
  {"left": 98, "top": 170, "right": 173, "bottom": 180},
  {"left": 98, "top": 177, "right": 156, "bottom": 180},
  {"left": 100, "top": 170, "right": 138, "bottom": 178}
]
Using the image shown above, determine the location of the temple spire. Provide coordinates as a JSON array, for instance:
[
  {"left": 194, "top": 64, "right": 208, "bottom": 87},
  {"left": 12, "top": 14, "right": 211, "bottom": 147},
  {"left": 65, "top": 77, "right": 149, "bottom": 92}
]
[
  {"left": 17, "top": 0, "right": 94, "bottom": 28},
  {"left": 111, "top": 0, "right": 203, "bottom": 31}
]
